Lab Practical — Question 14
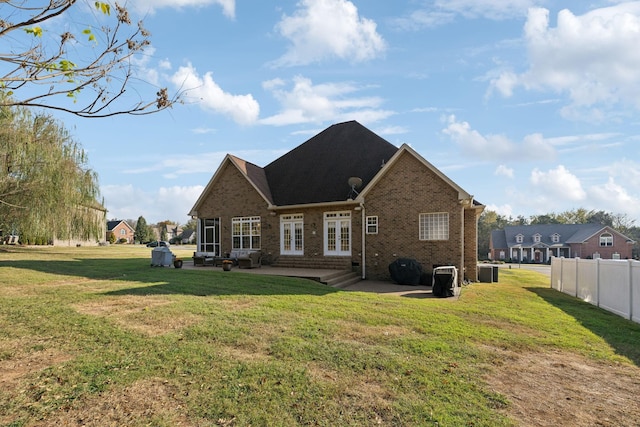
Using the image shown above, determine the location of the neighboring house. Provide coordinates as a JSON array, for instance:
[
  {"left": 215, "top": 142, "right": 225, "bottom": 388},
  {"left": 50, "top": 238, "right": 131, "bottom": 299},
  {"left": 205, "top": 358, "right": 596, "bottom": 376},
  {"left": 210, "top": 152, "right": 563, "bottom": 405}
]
[
  {"left": 181, "top": 229, "right": 196, "bottom": 244},
  {"left": 106, "top": 219, "right": 135, "bottom": 244},
  {"left": 490, "top": 224, "right": 635, "bottom": 263},
  {"left": 189, "top": 121, "right": 484, "bottom": 281}
]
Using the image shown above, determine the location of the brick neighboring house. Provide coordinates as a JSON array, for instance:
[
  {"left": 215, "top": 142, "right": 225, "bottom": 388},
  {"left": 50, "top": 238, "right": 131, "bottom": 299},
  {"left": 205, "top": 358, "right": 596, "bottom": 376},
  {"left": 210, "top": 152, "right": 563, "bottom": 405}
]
[
  {"left": 490, "top": 224, "right": 635, "bottom": 263},
  {"left": 189, "top": 121, "right": 484, "bottom": 281},
  {"left": 106, "top": 220, "right": 134, "bottom": 244}
]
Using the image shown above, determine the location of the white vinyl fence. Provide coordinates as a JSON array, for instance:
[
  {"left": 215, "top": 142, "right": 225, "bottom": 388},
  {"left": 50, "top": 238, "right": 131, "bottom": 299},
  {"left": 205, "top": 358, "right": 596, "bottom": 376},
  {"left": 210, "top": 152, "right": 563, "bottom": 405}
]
[{"left": 550, "top": 257, "right": 640, "bottom": 324}]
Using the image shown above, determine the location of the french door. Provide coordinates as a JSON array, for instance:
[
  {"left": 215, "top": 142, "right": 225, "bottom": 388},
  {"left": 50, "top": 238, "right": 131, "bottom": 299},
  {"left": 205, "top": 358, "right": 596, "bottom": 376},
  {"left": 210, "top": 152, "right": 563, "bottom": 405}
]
[
  {"left": 324, "top": 211, "right": 351, "bottom": 256},
  {"left": 281, "top": 214, "right": 304, "bottom": 255}
]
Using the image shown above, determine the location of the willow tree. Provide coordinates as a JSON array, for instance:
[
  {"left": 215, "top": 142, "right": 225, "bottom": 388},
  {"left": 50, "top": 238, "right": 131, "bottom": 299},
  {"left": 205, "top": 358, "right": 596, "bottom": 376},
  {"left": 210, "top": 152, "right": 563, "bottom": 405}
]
[
  {"left": 0, "top": 99, "right": 102, "bottom": 243},
  {"left": 0, "top": 1, "right": 176, "bottom": 117}
]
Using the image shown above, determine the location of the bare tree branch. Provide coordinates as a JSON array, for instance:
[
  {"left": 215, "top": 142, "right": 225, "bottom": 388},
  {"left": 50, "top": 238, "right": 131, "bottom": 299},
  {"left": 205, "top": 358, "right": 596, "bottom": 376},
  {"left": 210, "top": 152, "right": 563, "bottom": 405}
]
[{"left": 0, "top": 1, "right": 179, "bottom": 117}]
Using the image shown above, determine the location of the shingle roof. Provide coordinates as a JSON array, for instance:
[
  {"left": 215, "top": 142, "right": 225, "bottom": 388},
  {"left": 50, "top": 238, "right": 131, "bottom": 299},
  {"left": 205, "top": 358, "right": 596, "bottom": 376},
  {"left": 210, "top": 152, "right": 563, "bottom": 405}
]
[{"left": 263, "top": 121, "right": 399, "bottom": 205}]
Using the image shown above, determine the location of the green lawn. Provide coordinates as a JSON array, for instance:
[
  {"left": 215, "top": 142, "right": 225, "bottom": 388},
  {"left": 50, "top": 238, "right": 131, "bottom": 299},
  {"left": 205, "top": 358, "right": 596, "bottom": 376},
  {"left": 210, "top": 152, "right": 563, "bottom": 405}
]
[{"left": 1, "top": 245, "right": 639, "bottom": 426}]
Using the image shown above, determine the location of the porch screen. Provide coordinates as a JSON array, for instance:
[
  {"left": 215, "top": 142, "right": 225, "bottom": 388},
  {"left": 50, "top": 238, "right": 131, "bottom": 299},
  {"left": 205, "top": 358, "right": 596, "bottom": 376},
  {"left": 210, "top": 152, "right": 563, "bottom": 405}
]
[{"left": 199, "top": 218, "right": 220, "bottom": 255}]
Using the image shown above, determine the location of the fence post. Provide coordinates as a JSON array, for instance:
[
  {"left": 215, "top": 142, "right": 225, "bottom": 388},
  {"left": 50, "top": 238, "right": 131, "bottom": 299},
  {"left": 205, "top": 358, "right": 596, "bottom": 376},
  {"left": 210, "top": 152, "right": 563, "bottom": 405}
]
[
  {"left": 575, "top": 258, "right": 579, "bottom": 298},
  {"left": 596, "top": 258, "right": 600, "bottom": 308},
  {"left": 629, "top": 260, "right": 633, "bottom": 321}
]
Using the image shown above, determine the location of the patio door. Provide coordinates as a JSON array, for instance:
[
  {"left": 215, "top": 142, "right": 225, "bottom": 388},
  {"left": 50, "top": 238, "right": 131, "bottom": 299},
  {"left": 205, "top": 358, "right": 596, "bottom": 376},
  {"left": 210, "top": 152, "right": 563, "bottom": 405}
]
[
  {"left": 324, "top": 211, "right": 351, "bottom": 256},
  {"left": 281, "top": 214, "right": 304, "bottom": 255}
]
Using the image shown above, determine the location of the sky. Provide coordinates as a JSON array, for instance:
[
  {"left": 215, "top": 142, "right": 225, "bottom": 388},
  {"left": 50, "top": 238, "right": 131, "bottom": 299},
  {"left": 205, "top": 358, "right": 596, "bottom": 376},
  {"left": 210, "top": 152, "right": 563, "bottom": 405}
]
[{"left": 34, "top": 1, "right": 640, "bottom": 225}]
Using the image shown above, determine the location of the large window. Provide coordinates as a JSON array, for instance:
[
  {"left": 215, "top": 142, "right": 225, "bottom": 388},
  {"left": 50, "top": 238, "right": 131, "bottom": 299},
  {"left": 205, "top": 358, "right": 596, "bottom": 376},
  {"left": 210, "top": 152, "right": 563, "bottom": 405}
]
[
  {"left": 599, "top": 232, "right": 613, "bottom": 247},
  {"left": 419, "top": 212, "right": 449, "bottom": 241},
  {"left": 232, "top": 216, "right": 261, "bottom": 250}
]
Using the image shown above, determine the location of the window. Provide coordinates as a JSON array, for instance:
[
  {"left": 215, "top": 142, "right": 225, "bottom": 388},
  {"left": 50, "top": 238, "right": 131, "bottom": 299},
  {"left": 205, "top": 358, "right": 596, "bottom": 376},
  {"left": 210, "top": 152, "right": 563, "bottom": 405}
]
[
  {"left": 232, "top": 216, "right": 261, "bottom": 250},
  {"left": 120, "top": 229, "right": 126, "bottom": 236},
  {"left": 533, "top": 233, "right": 541, "bottom": 243},
  {"left": 515, "top": 234, "right": 524, "bottom": 243},
  {"left": 551, "top": 233, "right": 560, "bottom": 243},
  {"left": 599, "top": 232, "right": 613, "bottom": 247},
  {"left": 419, "top": 212, "right": 449, "bottom": 241},
  {"left": 366, "top": 216, "right": 378, "bottom": 234}
]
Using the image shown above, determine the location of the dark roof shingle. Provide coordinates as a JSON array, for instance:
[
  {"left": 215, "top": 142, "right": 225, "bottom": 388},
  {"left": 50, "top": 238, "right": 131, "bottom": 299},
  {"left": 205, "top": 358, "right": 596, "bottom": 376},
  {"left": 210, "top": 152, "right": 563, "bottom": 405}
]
[{"left": 264, "top": 121, "right": 398, "bottom": 206}]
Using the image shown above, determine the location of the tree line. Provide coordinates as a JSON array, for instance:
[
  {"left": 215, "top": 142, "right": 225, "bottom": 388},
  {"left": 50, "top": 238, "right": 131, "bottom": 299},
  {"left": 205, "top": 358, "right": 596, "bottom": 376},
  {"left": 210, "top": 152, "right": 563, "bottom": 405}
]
[{"left": 478, "top": 208, "right": 639, "bottom": 259}]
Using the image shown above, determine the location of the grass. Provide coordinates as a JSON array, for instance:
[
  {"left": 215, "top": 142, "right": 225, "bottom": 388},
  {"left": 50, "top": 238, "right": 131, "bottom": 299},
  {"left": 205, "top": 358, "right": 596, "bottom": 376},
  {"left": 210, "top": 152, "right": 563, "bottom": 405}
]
[{"left": 1, "top": 245, "right": 639, "bottom": 426}]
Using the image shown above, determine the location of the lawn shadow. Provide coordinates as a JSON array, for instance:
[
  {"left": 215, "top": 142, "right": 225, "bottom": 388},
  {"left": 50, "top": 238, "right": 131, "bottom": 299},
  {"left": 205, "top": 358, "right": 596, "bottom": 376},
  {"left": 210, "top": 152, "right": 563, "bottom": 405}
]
[
  {"left": 526, "top": 286, "right": 640, "bottom": 366},
  {"left": 1, "top": 258, "right": 339, "bottom": 297}
]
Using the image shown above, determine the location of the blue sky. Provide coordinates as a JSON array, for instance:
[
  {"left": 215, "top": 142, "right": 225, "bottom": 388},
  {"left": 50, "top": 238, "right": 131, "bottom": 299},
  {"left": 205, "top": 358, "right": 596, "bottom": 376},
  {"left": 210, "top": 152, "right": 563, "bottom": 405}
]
[{"left": 46, "top": 1, "right": 640, "bottom": 225}]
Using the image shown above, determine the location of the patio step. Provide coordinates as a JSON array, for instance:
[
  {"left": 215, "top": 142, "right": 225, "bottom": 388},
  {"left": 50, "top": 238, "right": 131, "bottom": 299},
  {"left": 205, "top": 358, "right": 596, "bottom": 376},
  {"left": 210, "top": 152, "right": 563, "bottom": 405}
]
[
  {"left": 272, "top": 256, "right": 352, "bottom": 270},
  {"left": 322, "top": 271, "right": 361, "bottom": 288}
]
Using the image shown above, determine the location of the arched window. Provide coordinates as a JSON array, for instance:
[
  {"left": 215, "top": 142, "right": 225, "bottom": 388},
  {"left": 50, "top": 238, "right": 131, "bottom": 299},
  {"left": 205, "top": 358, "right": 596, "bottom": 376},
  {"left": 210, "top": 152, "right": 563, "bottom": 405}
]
[{"left": 599, "top": 232, "right": 613, "bottom": 247}]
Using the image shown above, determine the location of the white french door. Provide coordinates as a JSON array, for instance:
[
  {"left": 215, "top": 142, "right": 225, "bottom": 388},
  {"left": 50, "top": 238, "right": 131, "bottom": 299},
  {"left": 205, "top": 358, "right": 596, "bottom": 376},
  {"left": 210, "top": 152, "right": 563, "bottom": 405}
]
[
  {"left": 324, "top": 211, "right": 351, "bottom": 256},
  {"left": 281, "top": 214, "right": 304, "bottom": 255}
]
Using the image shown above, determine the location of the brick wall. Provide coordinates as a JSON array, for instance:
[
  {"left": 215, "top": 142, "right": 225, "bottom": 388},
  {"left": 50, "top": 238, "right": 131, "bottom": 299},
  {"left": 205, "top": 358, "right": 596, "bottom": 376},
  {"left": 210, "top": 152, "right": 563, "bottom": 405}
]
[
  {"left": 571, "top": 229, "right": 633, "bottom": 259},
  {"left": 362, "top": 151, "right": 469, "bottom": 281}
]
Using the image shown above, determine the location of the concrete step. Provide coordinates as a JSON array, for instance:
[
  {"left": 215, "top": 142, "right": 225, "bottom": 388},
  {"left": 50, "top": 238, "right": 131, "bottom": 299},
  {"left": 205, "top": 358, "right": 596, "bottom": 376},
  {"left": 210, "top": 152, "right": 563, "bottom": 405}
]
[
  {"left": 324, "top": 271, "right": 361, "bottom": 288},
  {"left": 272, "top": 256, "right": 352, "bottom": 270}
]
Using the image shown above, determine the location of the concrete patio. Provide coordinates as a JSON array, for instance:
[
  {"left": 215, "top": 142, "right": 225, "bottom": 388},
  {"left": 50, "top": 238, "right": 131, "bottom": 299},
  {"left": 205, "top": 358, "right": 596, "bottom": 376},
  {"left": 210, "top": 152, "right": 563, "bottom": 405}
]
[{"left": 182, "top": 262, "right": 454, "bottom": 299}]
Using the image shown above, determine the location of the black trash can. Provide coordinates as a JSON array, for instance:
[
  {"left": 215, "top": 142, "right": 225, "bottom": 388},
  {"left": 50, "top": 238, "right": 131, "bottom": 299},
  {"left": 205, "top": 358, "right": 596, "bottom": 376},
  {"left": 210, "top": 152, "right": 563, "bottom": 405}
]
[{"left": 492, "top": 265, "right": 499, "bottom": 282}]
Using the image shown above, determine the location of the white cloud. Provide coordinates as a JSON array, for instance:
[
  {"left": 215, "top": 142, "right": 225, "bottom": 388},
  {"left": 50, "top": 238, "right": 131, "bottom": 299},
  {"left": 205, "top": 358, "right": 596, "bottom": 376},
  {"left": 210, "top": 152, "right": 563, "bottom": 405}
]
[
  {"left": 170, "top": 63, "right": 260, "bottom": 125},
  {"left": 495, "top": 164, "right": 514, "bottom": 178},
  {"left": 394, "top": 0, "right": 534, "bottom": 29},
  {"left": 102, "top": 184, "right": 203, "bottom": 224},
  {"left": 530, "top": 165, "right": 586, "bottom": 202},
  {"left": 490, "top": 4, "right": 640, "bottom": 119},
  {"left": 272, "top": 0, "right": 386, "bottom": 66},
  {"left": 586, "top": 176, "right": 640, "bottom": 219},
  {"left": 441, "top": 115, "right": 556, "bottom": 161},
  {"left": 128, "top": 0, "right": 235, "bottom": 18},
  {"left": 260, "top": 75, "right": 394, "bottom": 126},
  {"left": 485, "top": 203, "right": 514, "bottom": 218}
]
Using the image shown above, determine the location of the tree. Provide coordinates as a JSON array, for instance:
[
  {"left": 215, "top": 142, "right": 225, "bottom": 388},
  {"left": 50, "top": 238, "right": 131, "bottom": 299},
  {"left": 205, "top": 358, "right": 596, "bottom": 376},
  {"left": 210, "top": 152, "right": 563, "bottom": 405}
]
[
  {"left": 0, "top": 99, "right": 102, "bottom": 241},
  {"left": 134, "top": 215, "right": 151, "bottom": 243},
  {"left": 0, "top": 1, "right": 177, "bottom": 117}
]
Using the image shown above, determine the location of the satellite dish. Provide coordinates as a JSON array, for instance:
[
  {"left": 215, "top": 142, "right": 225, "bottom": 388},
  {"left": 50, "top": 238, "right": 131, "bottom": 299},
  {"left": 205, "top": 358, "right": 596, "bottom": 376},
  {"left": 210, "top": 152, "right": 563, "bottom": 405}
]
[
  {"left": 347, "top": 177, "right": 362, "bottom": 199},
  {"left": 348, "top": 176, "right": 362, "bottom": 189}
]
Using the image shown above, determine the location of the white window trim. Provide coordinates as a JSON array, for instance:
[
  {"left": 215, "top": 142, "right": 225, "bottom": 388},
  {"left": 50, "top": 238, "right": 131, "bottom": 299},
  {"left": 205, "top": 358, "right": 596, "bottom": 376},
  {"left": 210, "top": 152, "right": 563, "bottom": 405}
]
[
  {"left": 366, "top": 215, "right": 378, "bottom": 234},
  {"left": 599, "top": 232, "right": 613, "bottom": 247},
  {"left": 232, "top": 216, "right": 261, "bottom": 250}
]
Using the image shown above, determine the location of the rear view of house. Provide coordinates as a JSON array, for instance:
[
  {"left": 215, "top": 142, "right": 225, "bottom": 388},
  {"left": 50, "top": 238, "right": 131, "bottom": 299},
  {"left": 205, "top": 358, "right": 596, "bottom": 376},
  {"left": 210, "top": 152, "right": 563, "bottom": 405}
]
[{"left": 189, "top": 121, "right": 484, "bottom": 281}]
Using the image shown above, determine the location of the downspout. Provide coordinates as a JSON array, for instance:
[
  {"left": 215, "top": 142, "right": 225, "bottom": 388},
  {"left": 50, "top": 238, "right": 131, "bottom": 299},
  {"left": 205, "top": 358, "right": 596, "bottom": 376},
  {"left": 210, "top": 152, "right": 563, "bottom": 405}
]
[{"left": 361, "top": 202, "right": 366, "bottom": 279}]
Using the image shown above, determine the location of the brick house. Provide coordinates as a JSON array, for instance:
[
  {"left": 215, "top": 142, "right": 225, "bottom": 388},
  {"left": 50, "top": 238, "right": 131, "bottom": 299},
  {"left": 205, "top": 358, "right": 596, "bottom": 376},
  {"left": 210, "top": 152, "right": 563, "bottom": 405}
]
[
  {"left": 189, "top": 121, "right": 484, "bottom": 281},
  {"left": 106, "top": 219, "right": 134, "bottom": 244},
  {"left": 490, "top": 224, "right": 635, "bottom": 263}
]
